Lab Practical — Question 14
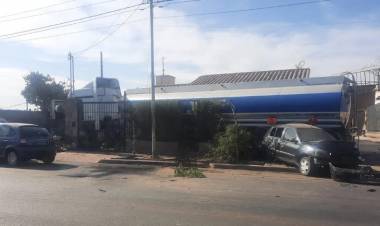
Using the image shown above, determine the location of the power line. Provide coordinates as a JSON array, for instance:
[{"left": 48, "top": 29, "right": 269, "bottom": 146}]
[
  {"left": 0, "top": 0, "right": 77, "bottom": 19},
  {"left": 157, "top": 0, "right": 200, "bottom": 7},
  {"left": 0, "top": 0, "right": 129, "bottom": 24},
  {"left": 0, "top": 2, "right": 145, "bottom": 40},
  {"left": 1, "top": 8, "right": 144, "bottom": 41},
  {"left": 73, "top": 4, "right": 144, "bottom": 55},
  {"left": 1, "top": 0, "right": 331, "bottom": 41},
  {"left": 156, "top": 0, "right": 331, "bottom": 19},
  {"left": 17, "top": 22, "right": 127, "bottom": 42},
  {"left": 0, "top": 0, "right": 187, "bottom": 41}
]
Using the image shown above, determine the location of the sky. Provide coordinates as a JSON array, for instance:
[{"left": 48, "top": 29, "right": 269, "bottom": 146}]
[{"left": 0, "top": 0, "right": 380, "bottom": 109}]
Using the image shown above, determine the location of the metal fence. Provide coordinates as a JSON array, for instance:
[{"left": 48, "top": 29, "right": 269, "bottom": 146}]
[{"left": 77, "top": 101, "right": 130, "bottom": 150}]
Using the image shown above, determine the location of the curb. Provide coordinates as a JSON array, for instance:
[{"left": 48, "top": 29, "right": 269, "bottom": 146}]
[
  {"left": 98, "top": 159, "right": 210, "bottom": 168},
  {"left": 98, "top": 159, "right": 176, "bottom": 167},
  {"left": 209, "top": 163, "right": 297, "bottom": 173},
  {"left": 98, "top": 159, "right": 297, "bottom": 174}
]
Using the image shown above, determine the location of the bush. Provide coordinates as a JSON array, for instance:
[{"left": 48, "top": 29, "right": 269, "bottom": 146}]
[
  {"left": 174, "top": 167, "right": 206, "bottom": 178},
  {"left": 210, "top": 124, "right": 253, "bottom": 163}
]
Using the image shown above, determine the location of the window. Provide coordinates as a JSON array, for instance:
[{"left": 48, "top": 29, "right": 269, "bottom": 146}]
[
  {"left": 297, "top": 128, "right": 336, "bottom": 142},
  {"left": 20, "top": 126, "right": 49, "bottom": 139},
  {"left": 269, "top": 128, "right": 276, "bottom": 136},
  {"left": 283, "top": 128, "right": 298, "bottom": 141},
  {"left": 274, "top": 128, "right": 284, "bottom": 138},
  {"left": 96, "top": 78, "right": 120, "bottom": 89},
  {"left": 0, "top": 125, "right": 15, "bottom": 137}
]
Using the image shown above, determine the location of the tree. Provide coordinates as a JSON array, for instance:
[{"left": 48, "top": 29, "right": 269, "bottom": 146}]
[
  {"left": 22, "top": 72, "right": 67, "bottom": 113},
  {"left": 211, "top": 124, "right": 254, "bottom": 163}
]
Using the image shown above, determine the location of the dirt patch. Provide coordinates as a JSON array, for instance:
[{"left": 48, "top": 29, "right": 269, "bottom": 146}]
[
  {"left": 155, "top": 167, "right": 175, "bottom": 177},
  {"left": 56, "top": 152, "right": 119, "bottom": 164}
]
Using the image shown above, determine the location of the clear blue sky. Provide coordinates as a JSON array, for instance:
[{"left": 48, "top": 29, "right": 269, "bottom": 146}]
[{"left": 0, "top": 0, "right": 379, "bottom": 108}]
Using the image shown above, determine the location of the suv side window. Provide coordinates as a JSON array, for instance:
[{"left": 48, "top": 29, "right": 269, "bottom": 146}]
[
  {"left": 270, "top": 128, "right": 276, "bottom": 136},
  {"left": 283, "top": 128, "right": 297, "bottom": 141},
  {"left": 274, "top": 128, "right": 284, "bottom": 138},
  {"left": 0, "top": 125, "right": 15, "bottom": 137}
]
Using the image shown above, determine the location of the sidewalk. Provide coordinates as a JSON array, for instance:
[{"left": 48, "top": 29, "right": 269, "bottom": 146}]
[
  {"left": 361, "top": 132, "right": 380, "bottom": 142},
  {"left": 56, "top": 151, "right": 120, "bottom": 164},
  {"left": 57, "top": 150, "right": 380, "bottom": 174}
]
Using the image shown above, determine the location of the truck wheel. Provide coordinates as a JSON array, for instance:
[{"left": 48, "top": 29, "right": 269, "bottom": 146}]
[
  {"left": 42, "top": 152, "right": 56, "bottom": 164},
  {"left": 6, "top": 151, "right": 19, "bottom": 166},
  {"left": 299, "top": 157, "right": 315, "bottom": 176}
]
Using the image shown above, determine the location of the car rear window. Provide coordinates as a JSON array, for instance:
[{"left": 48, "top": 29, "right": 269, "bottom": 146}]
[
  {"left": 20, "top": 126, "right": 49, "bottom": 138},
  {"left": 297, "top": 128, "right": 336, "bottom": 142}
]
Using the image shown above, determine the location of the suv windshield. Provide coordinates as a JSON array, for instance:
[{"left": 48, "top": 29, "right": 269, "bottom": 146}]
[
  {"left": 297, "top": 128, "right": 336, "bottom": 142},
  {"left": 20, "top": 126, "right": 49, "bottom": 139}
]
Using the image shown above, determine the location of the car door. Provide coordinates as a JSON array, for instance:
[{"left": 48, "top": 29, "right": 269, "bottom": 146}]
[
  {"left": 279, "top": 128, "right": 301, "bottom": 164},
  {"left": 263, "top": 127, "right": 275, "bottom": 150},
  {"left": 0, "top": 125, "right": 12, "bottom": 157},
  {"left": 273, "top": 127, "right": 287, "bottom": 161}
]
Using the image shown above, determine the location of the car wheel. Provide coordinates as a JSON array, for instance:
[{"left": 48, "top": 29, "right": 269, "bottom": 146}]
[
  {"left": 299, "top": 157, "right": 315, "bottom": 176},
  {"left": 6, "top": 151, "right": 19, "bottom": 166},
  {"left": 42, "top": 152, "right": 56, "bottom": 164}
]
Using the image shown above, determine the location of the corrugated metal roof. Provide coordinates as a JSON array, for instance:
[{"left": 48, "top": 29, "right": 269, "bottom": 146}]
[
  {"left": 126, "top": 75, "right": 347, "bottom": 97},
  {"left": 190, "top": 68, "right": 310, "bottom": 85}
]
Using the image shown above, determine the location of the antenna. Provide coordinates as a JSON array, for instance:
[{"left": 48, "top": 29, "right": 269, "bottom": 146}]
[
  {"left": 162, "top": 57, "right": 165, "bottom": 76},
  {"left": 100, "top": 51, "right": 104, "bottom": 78}
]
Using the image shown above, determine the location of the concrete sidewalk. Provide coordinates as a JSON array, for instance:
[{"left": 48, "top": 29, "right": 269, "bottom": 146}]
[{"left": 56, "top": 151, "right": 120, "bottom": 164}]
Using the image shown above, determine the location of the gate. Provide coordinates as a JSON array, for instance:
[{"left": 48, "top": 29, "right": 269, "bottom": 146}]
[{"left": 77, "top": 101, "right": 129, "bottom": 150}]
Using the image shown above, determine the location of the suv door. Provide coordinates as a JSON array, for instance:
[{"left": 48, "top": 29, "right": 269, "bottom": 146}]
[
  {"left": 278, "top": 128, "right": 300, "bottom": 164},
  {"left": 0, "top": 125, "right": 15, "bottom": 157},
  {"left": 263, "top": 127, "right": 275, "bottom": 150},
  {"left": 272, "top": 127, "right": 286, "bottom": 160}
]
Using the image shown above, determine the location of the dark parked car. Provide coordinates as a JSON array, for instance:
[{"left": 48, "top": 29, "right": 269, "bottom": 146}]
[
  {"left": 0, "top": 123, "right": 56, "bottom": 166},
  {"left": 262, "top": 123, "right": 360, "bottom": 176}
]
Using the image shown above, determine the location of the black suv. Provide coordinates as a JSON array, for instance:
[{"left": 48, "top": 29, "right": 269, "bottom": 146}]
[
  {"left": 0, "top": 123, "right": 56, "bottom": 166},
  {"left": 262, "top": 123, "right": 360, "bottom": 176}
]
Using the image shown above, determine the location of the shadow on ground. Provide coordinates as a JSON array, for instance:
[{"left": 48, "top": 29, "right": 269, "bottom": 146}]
[
  {"left": 360, "top": 140, "right": 380, "bottom": 166},
  {"left": 0, "top": 161, "right": 78, "bottom": 171},
  {"left": 61, "top": 164, "right": 157, "bottom": 179}
]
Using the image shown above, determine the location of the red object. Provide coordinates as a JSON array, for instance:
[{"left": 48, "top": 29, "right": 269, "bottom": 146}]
[
  {"left": 267, "top": 116, "right": 278, "bottom": 125},
  {"left": 308, "top": 115, "right": 319, "bottom": 125}
]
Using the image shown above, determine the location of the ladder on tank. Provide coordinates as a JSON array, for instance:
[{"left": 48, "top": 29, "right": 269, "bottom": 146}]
[{"left": 342, "top": 67, "right": 380, "bottom": 147}]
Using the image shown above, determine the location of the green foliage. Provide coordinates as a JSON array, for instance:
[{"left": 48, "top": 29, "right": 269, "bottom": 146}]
[
  {"left": 194, "top": 100, "right": 222, "bottom": 142},
  {"left": 130, "top": 100, "right": 221, "bottom": 143},
  {"left": 131, "top": 101, "right": 181, "bottom": 141},
  {"left": 22, "top": 72, "right": 67, "bottom": 112},
  {"left": 174, "top": 167, "right": 206, "bottom": 178},
  {"left": 210, "top": 124, "right": 253, "bottom": 163}
]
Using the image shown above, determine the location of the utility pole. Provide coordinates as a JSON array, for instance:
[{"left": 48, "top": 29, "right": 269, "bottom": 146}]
[
  {"left": 149, "top": 0, "right": 157, "bottom": 159},
  {"left": 100, "top": 51, "right": 104, "bottom": 78},
  {"left": 68, "top": 52, "right": 75, "bottom": 97}
]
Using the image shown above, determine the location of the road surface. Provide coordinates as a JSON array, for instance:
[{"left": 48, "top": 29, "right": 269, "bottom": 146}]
[{"left": 0, "top": 161, "right": 379, "bottom": 226}]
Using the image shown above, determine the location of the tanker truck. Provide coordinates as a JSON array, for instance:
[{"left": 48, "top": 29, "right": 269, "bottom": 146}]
[{"left": 126, "top": 75, "right": 360, "bottom": 140}]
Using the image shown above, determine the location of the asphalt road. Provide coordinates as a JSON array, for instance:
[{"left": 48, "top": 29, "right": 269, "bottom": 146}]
[{"left": 0, "top": 161, "right": 379, "bottom": 226}]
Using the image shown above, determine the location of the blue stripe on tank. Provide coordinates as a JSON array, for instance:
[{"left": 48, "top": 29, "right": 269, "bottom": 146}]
[{"left": 227, "top": 92, "right": 342, "bottom": 113}]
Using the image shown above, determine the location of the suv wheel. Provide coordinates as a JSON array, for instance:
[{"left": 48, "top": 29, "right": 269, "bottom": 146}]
[
  {"left": 42, "top": 152, "right": 56, "bottom": 164},
  {"left": 299, "top": 157, "right": 315, "bottom": 176},
  {"left": 7, "top": 151, "right": 19, "bottom": 166}
]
